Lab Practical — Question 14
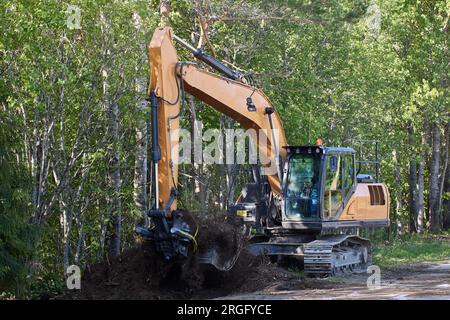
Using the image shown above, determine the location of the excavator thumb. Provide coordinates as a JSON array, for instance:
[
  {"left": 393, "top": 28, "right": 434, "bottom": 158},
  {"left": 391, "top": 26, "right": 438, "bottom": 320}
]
[
  {"left": 136, "top": 209, "right": 247, "bottom": 272},
  {"left": 135, "top": 209, "right": 195, "bottom": 261}
]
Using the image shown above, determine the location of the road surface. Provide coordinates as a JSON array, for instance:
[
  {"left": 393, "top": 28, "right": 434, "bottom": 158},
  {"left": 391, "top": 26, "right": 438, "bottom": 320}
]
[{"left": 217, "top": 261, "right": 450, "bottom": 300}]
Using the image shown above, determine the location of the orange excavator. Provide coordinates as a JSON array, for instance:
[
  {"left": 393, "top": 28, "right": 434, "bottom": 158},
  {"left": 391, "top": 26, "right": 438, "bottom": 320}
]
[{"left": 135, "top": 27, "right": 390, "bottom": 276}]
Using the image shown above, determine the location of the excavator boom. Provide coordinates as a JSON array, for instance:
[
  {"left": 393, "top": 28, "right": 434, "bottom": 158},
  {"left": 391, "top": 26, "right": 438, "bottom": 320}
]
[
  {"left": 148, "top": 27, "right": 287, "bottom": 214},
  {"left": 137, "top": 27, "right": 288, "bottom": 265}
]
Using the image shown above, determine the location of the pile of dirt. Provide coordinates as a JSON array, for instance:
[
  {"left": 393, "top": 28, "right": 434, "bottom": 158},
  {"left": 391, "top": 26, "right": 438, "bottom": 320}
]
[
  {"left": 60, "top": 214, "right": 294, "bottom": 300},
  {"left": 60, "top": 244, "right": 292, "bottom": 300}
]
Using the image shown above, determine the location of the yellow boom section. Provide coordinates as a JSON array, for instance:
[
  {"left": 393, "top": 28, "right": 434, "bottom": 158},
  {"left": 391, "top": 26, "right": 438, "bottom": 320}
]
[{"left": 148, "top": 27, "right": 287, "bottom": 214}]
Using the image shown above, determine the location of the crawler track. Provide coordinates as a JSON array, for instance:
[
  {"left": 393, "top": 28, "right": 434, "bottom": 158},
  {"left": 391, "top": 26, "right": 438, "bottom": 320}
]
[{"left": 304, "top": 235, "right": 371, "bottom": 276}]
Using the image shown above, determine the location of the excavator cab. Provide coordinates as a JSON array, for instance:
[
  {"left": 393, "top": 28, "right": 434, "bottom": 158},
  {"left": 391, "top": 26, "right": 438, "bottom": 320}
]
[
  {"left": 233, "top": 146, "right": 360, "bottom": 227},
  {"left": 281, "top": 146, "right": 357, "bottom": 224}
]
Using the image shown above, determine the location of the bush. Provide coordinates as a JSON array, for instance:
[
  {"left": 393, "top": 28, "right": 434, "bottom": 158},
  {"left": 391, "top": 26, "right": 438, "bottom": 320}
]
[{"left": 0, "top": 121, "right": 36, "bottom": 298}]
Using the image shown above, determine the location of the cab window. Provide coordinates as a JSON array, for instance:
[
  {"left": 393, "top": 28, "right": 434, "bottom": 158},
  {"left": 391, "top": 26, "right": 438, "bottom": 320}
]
[
  {"left": 285, "top": 154, "right": 320, "bottom": 220},
  {"left": 343, "top": 155, "right": 355, "bottom": 198},
  {"left": 323, "top": 155, "right": 342, "bottom": 220}
]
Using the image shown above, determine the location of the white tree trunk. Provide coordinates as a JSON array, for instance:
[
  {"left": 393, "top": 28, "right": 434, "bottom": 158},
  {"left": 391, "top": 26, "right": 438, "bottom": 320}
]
[
  {"left": 438, "top": 121, "right": 449, "bottom": 224},
  {"left": 31, "top": 108, "right": 39, "bottom": 219},
  {"left": 134, "top": 80, "right": 148, "bottom": 224},
  {"left": 392, "top": 148, "right": 403, "bottom": 234},
  {"left": 407, "top": 124, "right": 418, "bottom": 232},
  {"left": 133, "top": 12, "right": 148, "bottom": 225},
  {"left": 417, "top": 123, "right": 427, "bottom": 233},
  {"left": 429, "top": 122, "right": 441, "bottom": 232},
  {"left": 225, "top": 117, "right": 236, "bottom": 209}
]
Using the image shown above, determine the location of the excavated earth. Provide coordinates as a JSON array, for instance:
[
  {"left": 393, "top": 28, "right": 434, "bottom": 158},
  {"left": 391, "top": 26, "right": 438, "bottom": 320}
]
[
  {"left": 61, "top": 245, "right": 292, "bottom": 300},
  {"left": 60, "top": 214, "right": 300, "bottom": 300}
]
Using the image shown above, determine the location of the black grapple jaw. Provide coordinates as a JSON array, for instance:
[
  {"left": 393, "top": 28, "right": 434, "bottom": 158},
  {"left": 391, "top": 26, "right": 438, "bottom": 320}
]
[{"left": 135, "top": 209, "right": 193, "bottom": 261}]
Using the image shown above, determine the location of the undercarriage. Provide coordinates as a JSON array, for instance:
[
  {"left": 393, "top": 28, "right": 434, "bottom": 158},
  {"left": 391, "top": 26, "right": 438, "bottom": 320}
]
[{"left": 245, "top": 228, "right": 372, "bottom": 276}]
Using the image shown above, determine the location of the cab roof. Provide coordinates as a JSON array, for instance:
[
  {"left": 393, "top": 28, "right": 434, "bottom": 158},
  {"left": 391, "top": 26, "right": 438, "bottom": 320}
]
[{"left": 283, "top": 146, "right": 355, "bottom": 155}]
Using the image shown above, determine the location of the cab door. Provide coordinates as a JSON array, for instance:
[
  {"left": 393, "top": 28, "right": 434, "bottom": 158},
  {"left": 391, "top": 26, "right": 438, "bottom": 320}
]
[
  {"left": 323, "top": 153, "right": 343, "bottom": 220},
  {"left": 322, "top": 152, "right": 356, "bottom": 221}
]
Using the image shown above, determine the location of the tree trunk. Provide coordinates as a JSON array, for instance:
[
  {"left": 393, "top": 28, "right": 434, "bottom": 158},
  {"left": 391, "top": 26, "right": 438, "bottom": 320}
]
[
  {"left": 225, "top": 117, "right": 236, "bottom": 209},
  {"left": 160, "top": 0, "right": 171, "bottom": 26},
  {"left": 438, "top": 121, "right": 449, "bottom": 229},
  {"left": 134, "top": 78, "right": 148, "bottom": 225},
  {"left": 31, "top": 108, "right": 39, "bottom": 220},
  {"left": 219, "top": 115, "right": 225, "bottom": 211},
  {"left": 59, "top": 189, "right": 71, "bottom": 272},
  {"left": 429, "top": 121, "right": 441, "bottom": 232},
  {"left": 107, "top": 101, "right": 122, "bottom": 258},
  {"left": 417, "top": 124, "right": 426, "bottom": 233},
  {"left": 199, "top": 166, "right": 207, "bottom": 215},
  {"left": 443, "top": 154, "right": 450, "bottom": 230},
  {"left": 408, "top": 124, "right": 418, "bottom": 232},
  {"left": 133, "top": 12, "right": 148, "bottom": 226},
  {"left": 188, "top": 95, "right": 198, "bottom": 194},
  {"left": 392, "top": 147, "right": 403, "bottom": 234},
  {"left": 74, "top": 214, "right": 84, "bottom": 265}
]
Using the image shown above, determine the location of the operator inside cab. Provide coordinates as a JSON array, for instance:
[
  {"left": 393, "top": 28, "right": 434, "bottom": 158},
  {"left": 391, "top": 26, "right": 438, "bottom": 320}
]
[
  {"left": 285, "top": 148, "right": 321, "bottom": 221},
  {"left": 315, "top": 138, "right": 323, "bottom": 146}
]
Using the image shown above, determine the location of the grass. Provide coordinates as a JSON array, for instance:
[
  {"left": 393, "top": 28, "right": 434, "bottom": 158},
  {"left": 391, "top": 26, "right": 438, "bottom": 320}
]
[
  {"left": 288, "top": 267, "right": 305, "bottom": 278},
  {"left": 284, "top": 233, "right": 450, "bottom": 276},
  {"left": 372, "top": 234, "right": 450, "bottom": 267}
]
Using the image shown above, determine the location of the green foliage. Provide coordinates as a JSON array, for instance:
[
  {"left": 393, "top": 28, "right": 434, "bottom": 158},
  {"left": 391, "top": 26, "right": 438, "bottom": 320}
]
[
  {"left": 0, "top": 118, "right": 36, "bottom": 298},
  {"left": 373, "top": 234, "right": 450, "bottom": 267},
  {"left": 288, "top": 266, "right": 305, "bottom": 278},
  {"left": 27, "top": 265, "right": 66, "bottom": 300}
]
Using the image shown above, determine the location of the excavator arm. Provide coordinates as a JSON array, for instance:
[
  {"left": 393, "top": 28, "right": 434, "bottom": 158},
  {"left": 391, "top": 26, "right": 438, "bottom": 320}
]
[
  {"left": 136, "top": 27, "right": 288, "bottom": 264},
  {"left": 148, "top": 27, "right": 287, "bottom": 215}
]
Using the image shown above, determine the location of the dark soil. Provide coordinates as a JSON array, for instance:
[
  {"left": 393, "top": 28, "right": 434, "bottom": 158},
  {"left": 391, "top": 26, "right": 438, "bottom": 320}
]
[
  {"left": 59, "top": 214, "right": 295, "bottom": 300},
  {"left": 60, "top": 243, "right": 294, "bottom": 300}
]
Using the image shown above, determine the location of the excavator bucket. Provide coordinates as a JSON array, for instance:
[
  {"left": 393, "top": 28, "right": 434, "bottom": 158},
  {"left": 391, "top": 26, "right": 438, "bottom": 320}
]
[
  {"left": 196, "top": 248, "right": 242, "bottom": 272},
  {"left": 194, "top": 217, "right": 248, "bottom": 271}
]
